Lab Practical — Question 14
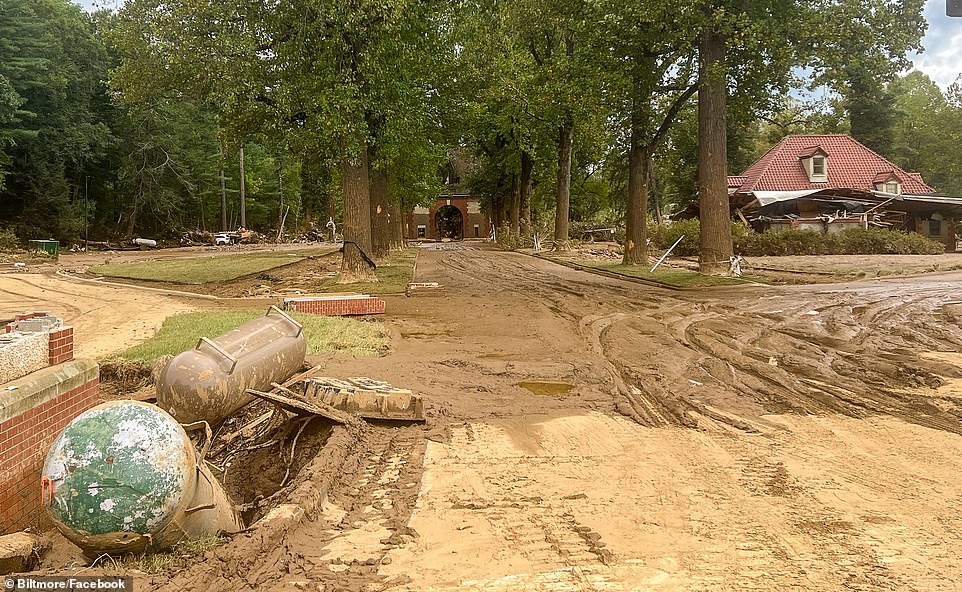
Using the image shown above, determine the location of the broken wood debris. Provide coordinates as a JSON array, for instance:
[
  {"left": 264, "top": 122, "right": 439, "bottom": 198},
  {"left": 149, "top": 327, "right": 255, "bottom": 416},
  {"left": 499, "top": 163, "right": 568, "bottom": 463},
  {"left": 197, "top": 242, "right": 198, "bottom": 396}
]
[
  {"left": 405, "top": 282, "right": 444, "bottom": 296},
  {"left": 296, "top": 376, "right": 426, "bottom": 422},
  {"left": 246, "top": 387, "right": 357, "bottom": 425}
]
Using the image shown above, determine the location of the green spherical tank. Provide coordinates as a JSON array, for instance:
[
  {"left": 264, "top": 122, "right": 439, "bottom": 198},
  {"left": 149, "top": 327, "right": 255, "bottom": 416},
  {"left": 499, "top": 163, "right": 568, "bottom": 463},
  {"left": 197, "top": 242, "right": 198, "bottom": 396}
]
[{"left": 41, "top": 401, "right": 217, "bottom": 555}]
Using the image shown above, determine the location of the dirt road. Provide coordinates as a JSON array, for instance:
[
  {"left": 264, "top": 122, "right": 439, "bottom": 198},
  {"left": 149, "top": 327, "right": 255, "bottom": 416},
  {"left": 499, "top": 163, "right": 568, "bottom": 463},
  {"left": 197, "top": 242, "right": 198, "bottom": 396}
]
[
  {"left": 0, "top": 272, "right": 193, "bottom": 358},
  {"left": 147, "top": 243, "right": 962, "bottom": 592}
]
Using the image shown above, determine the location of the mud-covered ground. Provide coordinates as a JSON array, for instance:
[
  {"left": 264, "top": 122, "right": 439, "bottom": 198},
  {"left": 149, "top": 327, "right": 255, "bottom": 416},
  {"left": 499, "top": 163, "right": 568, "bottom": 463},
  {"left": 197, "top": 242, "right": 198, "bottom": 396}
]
[
  {"left": 127, "top": 244, "right": 962, "bottom": 591},
  {"left": 13, "top": 243, "right": 962, "bottom": 590}
]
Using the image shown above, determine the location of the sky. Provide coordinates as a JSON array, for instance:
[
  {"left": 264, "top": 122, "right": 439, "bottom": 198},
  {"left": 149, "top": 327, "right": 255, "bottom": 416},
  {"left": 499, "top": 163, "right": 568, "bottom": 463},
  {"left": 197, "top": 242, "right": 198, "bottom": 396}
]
[
  {"left": 911, "top": 0, "right": 962, "bottom": 89},
  {"left": 73, "top": 0, "right": 961, "bottom": 90}
]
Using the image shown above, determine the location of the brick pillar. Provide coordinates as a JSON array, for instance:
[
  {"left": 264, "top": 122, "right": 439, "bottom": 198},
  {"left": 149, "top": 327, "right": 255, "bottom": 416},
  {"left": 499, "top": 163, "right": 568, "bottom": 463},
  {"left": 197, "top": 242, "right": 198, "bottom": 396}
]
[{"left": 47, "top": 327, "right": 74, "bottom": 365}]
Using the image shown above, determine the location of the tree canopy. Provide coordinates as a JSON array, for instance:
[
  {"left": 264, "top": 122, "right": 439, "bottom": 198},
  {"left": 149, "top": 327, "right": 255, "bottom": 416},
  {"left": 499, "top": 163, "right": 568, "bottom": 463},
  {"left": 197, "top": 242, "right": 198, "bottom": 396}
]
[{"left": 0, "top": 0, "right": 947, "bottom": 277}]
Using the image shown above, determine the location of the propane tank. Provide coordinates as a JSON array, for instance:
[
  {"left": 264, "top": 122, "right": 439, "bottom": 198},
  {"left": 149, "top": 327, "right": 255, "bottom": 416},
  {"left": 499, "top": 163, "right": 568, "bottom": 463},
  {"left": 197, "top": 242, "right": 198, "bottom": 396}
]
[
  {"left": 156, "top": 306, "right": 306, "bottom": 425},
  {"left": 41, "top": 400, "right": 241, "bottom": 556}
]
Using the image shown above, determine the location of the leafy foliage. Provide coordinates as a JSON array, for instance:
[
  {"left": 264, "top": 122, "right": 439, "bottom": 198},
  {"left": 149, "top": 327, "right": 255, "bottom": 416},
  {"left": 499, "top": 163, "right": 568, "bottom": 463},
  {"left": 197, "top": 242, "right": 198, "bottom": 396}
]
[{"left": 651, "top": 220, "right": 944, "bottom": 257}]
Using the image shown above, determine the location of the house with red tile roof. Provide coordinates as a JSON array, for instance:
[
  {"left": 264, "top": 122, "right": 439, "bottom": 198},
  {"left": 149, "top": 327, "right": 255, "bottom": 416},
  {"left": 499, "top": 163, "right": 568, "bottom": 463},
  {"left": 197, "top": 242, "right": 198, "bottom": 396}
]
[
  {"left": 725, "top": 134, "right": 962, "bottom": 250},
  {"left": 727, "top": 135, "right": 936, "bottom": 196}
]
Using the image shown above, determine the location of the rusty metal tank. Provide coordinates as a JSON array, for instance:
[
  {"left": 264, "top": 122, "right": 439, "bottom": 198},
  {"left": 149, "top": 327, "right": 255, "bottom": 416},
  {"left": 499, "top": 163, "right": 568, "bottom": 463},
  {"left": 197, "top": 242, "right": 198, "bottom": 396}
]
[
  {"left": 41, "top": 400, "right": 242, "bottom": 556},
  {"left": 156, "top": 306, "right": 306, "bottom": 425}
]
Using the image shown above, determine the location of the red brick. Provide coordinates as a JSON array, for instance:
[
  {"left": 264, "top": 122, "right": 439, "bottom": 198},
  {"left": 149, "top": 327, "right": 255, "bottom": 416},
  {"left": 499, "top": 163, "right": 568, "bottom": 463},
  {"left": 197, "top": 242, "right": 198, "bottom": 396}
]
[{"left": 1, "top": 375, "right": 97, "bottom": 531}]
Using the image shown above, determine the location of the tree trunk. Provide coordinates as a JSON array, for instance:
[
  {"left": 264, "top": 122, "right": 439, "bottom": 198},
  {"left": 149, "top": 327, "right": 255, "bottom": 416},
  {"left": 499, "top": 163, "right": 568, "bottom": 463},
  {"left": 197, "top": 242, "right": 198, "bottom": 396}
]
[
  {"left": 219, "top": 167, "right": 228, "bottom": 231},
  {"left": 369, "top": 165, "right": 390, "bottom": 260},
  {"left": 125, "top": 194, "right": 139, "bottom": 240},
  {"left": 651, "top": 162, "right": 663, "bottom": 226},
  {"left": 389, "top": 200, "right": 404, "bottom": 250},
  {"left": 239, "top": 146, "right": 247, "bottom": 229},
  {"left": 553, "top": 121, "right": 573, "bottom": 251},
  {"left": 623, "top": 125, "right": 649, "bottom": 264},
  {"left": 697, "top": 28, "right": 733, "bottom": 274},
  {"left": 520, "top": 150, "right": 533, "bottom": 230},
  {"left": 339, "top": 136, "right": 377, "bottom": 283},
  {"left": 510, "top": 172, "right": 520, "bottom": 236}
]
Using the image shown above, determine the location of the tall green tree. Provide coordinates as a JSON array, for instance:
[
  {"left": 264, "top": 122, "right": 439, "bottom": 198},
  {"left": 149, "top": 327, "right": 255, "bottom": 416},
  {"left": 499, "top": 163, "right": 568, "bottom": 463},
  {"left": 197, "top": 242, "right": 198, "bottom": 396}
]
[
  {"left": 597, "top": 0, "right": 700, "bottom": 264},
  {"left": 891, "top": 71, "right": 962, "bottom": 196},
  {"left": 693, "top": 0, "right": 925, "bottom": 273},
  {"left": 804, "top": 0, "right": 926, "bottom": 156},
  {"left": 113, "top": 0, "right": 450, "bottom": 282},
  {"left": 0, "top": 0, "right": 112, "bottom": 240}
]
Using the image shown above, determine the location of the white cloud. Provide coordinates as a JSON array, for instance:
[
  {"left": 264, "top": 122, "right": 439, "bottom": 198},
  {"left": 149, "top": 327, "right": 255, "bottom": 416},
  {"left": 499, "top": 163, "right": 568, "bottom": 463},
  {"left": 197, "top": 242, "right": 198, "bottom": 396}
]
[
  {"left": 909, "top": 0, "right": 962, "bottom": 89},
  {"left": 71, "top": 0, "right": 123, "bottom": 12}
]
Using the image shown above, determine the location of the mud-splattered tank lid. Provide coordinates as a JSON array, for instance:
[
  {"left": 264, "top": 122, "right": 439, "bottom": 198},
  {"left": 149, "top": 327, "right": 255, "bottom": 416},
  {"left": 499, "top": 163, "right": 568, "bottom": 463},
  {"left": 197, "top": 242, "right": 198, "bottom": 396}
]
[{"left": 42, "top": 401, "right": 194, "bottom": 537}]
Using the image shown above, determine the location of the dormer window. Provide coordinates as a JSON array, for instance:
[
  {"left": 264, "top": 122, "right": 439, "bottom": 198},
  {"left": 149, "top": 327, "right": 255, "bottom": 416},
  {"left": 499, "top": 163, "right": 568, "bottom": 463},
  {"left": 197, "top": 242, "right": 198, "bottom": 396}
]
[
  {"left": 875, "top": 181, "right": 901, "bottom": 194},
  {"left": 799, "top": 146, "right": 829, "bottom": 183},
  {"left": 811, "top": 156, "right": 825, "bottom": 177},
  {"left": 873, "top": 171, "right": 901, "bottom": 195}
]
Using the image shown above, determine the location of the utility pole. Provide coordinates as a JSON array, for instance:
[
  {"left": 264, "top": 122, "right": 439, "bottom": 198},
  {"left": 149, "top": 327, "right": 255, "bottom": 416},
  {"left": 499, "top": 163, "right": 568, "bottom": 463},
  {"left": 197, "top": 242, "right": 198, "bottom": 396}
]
[
  {"left": 239, "top": 146, "right": 247, "bottom": 228},
  {"left": 219, "top": 167, "right": 228, "bottom": 231}
]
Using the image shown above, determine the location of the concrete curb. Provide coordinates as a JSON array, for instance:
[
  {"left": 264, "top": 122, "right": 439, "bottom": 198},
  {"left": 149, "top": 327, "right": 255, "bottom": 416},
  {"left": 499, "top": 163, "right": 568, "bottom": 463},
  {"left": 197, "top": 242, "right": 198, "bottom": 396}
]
[
  {"left": 520, "top": 251, "right": 684, "bottom": 291},
  {"left": 55, "top": 270, "right": 221, "bottom": 301},
  {"left": 517, "top": 250, "right": 769, "bottom": 291}
]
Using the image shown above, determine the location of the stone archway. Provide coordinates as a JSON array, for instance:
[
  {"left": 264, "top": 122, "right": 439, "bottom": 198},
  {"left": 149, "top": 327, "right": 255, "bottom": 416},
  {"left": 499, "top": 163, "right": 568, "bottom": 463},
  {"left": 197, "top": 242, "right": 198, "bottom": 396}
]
[{"left": 436, "top": 205, "right": 464, "bottom": 240}]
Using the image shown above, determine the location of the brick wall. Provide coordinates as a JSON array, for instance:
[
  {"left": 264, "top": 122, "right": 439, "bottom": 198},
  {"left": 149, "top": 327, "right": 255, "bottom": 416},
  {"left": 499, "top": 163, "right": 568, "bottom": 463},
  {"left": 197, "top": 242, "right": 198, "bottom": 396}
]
[
  {"left": 0, "top": 360, "right": 99, "bottom": 534},
  {"left": 2, "top": 311, "right": 74, "bottom": 382},
  {"left": 284, "top": 296, "right": 386, "bottom": 316},
  {"left": 4, "top": 311, "right": 52, "bottom": 333},
  {"left": 47, "top": 327, "right": 74, "bottom": 365}
]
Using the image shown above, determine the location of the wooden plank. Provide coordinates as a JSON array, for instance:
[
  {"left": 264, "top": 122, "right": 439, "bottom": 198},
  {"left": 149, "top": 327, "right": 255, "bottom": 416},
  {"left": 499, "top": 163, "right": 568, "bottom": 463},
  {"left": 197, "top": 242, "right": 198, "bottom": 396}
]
[{"left": 246, "top": 388, "right": 355, "bottom": 425}]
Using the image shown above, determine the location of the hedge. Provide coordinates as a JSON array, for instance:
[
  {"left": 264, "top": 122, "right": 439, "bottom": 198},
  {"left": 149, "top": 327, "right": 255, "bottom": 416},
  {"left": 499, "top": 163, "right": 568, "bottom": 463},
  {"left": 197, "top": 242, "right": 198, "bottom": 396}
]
[{"left": 649, "top": 220, "right": 944, "bottom": 257}]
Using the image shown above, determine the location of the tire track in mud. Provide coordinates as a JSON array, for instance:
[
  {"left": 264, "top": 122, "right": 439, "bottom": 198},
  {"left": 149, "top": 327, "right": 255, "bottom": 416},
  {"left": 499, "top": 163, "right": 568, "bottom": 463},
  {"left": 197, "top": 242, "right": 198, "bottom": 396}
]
[
  {"left": 282, "top": 425, "right": 427, "bottom": 591},
  {"left": 159, "top": 425, "right": 426, "bottom": 592},
  {"left": 435, "top": 246, "right": 962, "bottom": 436},
  {"left": 0, "top": 272, "right": 193, "bottom": 358}
]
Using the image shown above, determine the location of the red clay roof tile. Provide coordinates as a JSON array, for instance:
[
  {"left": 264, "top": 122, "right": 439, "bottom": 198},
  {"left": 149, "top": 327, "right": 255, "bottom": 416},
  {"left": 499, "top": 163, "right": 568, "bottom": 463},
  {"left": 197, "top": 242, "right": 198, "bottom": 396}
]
[{"left": 733, "top": 135, "right": 935, "bottom": 195}]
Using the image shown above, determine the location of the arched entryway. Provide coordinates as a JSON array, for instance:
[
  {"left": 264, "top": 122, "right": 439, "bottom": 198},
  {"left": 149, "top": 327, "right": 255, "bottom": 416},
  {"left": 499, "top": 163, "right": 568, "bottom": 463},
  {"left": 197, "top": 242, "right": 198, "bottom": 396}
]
[{"left": 436, "top": 205, "right": 464, "bottom": 239}]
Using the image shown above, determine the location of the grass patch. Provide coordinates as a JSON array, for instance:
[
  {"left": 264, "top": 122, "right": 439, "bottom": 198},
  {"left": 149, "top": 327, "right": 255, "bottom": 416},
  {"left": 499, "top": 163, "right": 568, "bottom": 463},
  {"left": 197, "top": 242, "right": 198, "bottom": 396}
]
[
  {"left": 121, "top": 309, "right": 387, "bottom": 364},
  {"left": 116, "top": 534, "right": 224, "bottom": 575},
  {"left": 318, "top": 248, "right": 418, "bottom": 294},
  {"left": 581, "top": 261, "right": 759, "bottom": 287},
  {"left": 91, "top": 252, "right": 309, "bottom": 284}
]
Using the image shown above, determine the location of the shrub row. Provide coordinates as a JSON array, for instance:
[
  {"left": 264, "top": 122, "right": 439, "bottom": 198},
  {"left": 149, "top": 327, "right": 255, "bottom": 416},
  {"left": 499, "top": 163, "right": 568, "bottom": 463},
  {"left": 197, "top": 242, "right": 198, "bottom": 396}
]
[{"left": 649, "top": 220, "right": 945, "bottom": 257}]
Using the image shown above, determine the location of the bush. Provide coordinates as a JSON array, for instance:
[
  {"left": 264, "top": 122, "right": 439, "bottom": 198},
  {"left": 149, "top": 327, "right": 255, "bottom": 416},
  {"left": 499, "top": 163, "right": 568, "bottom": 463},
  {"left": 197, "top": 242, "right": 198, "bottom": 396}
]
[
  {"left": 649, "top": 219, "right": 945, "bottom": 256},
  {"left": 649, "top": 218, "right": 701, "bottom": 256},
  {"left": 494, "top": 223, "right": 530, "bottom": 251},
  {"left": 0, "top": 228, "right": 18, "bottom": 251}
]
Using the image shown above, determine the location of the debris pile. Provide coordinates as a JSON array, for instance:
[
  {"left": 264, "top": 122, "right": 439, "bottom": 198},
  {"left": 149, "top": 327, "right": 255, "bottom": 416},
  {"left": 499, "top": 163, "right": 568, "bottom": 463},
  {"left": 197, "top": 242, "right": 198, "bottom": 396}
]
[
  {"left": 31, "top": 306, "right": 424, "bottom": 561},
  {"left": 298, "top": 377, "right": 424, "bottom": 422},
  {"left": 290, "top": 227, "right": 328, "bottom": 243}
]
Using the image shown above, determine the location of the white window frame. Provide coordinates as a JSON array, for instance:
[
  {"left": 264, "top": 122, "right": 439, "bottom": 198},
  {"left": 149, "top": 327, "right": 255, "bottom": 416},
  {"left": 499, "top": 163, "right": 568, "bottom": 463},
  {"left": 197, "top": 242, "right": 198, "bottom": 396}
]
[
  {"left": 807, "top": 155, "right": 827, "bottom": 182},
  {"left": 811, "top": 156, "right": 825, "bottom": 176}
]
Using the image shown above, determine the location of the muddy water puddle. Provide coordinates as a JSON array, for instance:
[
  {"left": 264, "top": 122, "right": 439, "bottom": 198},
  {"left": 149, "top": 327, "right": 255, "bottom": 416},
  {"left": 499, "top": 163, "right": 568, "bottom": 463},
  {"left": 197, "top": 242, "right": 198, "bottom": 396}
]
[
  {"left": 517, "top": 380, "right": 574, "bottom": 396},
  {"left": 479, "top": 351, "right": 517, "bottom": 358}
]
